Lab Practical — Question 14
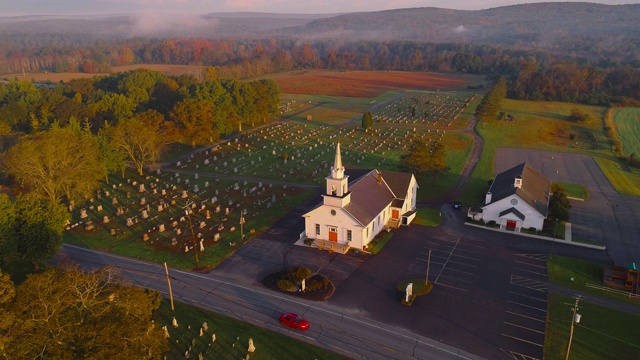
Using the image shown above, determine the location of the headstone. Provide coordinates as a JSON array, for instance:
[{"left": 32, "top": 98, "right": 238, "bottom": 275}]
[
  {"left": 213, "top": 233, "right": 220, "bottom": 241},
  {"left": 159, "top": 224, "right": 165, "bottom": 232},
  {"left": 103, "top": 216, "right": 109, "bottom": 224},
  {"left": 143, "top": 233, "right": 149, "bottom": 241},
  {"left": 225, "top": 207, "right": 229, "bottom": 215},
  {"left": 248, "top": 338, "right": 255, "bottom": 353},
  {"left": 199, "top": 221, "right": 206, "bottom": 229},
  {"left": 140, "top": 197, "right": 146, "bottom": 205},
  {"left": 126, "top": 218, "right": 133, "bottom": 226},
  {"left": 80, "top": 209, "right": 88, "bottom": 219},
  {"left": 112, "top": 197, "right": 118, "bottom": 205},
  {"left": 193, "top": 185, "right": 199, "bottom": 193},
  {"left": 200, "top": 239, "right": 204, "bottom": 252},
  {"left": 185, "top": 245, "right": 189, "bottom": 253},
  {"left": 206, "top": 210, "right": 211, "bottom": 219},
  {"left": 405, "top": 283, "right": 413, "bottom": 303},
  {"left": 97, "top": 205, "right": 103, "bottom": 212},
  {"left": 194, "top": 173, "right": 199, "bottom": 179},
  {"left": 182, "top": 190, "right": 188, "bottom": 199},
  {"left": 142, "top": 210, "right": 148, "bottom": 219},
  {"left": 139, "top": 184, "right": 145, "bottom": 192}
]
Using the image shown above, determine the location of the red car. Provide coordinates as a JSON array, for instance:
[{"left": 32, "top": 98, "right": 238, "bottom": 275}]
[{"left": 279, "top": 312, "right": 309, "bottom": 331}]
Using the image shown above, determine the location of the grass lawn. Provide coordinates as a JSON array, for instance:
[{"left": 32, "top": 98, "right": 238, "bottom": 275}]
[
  {"left": 613, "top": 107, "right": 640, "bottom": 157},
  {"left": 594, "top": 157, "right": 640, "bottom": 196},
  {"left": 156, "top": 300, "right": 345, "bottom": 360},
  {"left": 413, "top": 208, "right": 442, "bottom": 226},
  {"left": 553, "top": 182, "right": 590, "bottom": 200},
  {"left": 369, "top": 231, "right": 394, "bottom": 255},
  {"left": 280, "top": 93, "right": 376, "bottom": 125},
  {"left": 460, "top": 99, "right": 617, "bottom": 204},
  {"left": 545, "top": 294, "right": 640, "bottom": 360},
  {"left": 547, "top": 255, "right": 638, "bottom": 304}
]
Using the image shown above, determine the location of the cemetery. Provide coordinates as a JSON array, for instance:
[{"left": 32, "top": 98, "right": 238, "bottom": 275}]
[
  {"left": 370, "top": 91, "right": 476, "bottom": 129},
  {"left": 64, "top": 168, "right": 312, "bottom": 270},
  {"left": 59, "top": 90, "right": 478, "bottom": 271}
]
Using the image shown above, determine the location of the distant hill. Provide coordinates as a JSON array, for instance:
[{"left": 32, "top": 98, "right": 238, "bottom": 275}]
[
  {"left": 0, "top": 2, "right": 638, "bottom": 46},
  {"left": 272, "top": 3, "right": 640, "bottom": 44}
]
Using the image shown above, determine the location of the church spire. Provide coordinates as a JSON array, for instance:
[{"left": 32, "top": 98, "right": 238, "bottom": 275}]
[{"left": 331, "top": 142, "right": 345, "bottom": 179}]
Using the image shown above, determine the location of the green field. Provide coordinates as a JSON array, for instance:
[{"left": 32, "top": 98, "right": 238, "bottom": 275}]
[
  {"left": 545, "top": 294, "right": 640, "bottom": 360},
  {"left": 460, "top": 99, "right": 622, "bottom": 204},
  {"left": 413, "top": 208, "right": 443, "bottom": 226},
  {"left": 157, "top": 301, "right": 345, "bottom": 359},
  {"left": 594, "top": 157, "right": 640, "bottom": 196},
  {"left": 553, "top": 182, "right": 590, "bottom": 200},
  {"left": 613, "top": 107, "right": 640, "bottom": 156}
]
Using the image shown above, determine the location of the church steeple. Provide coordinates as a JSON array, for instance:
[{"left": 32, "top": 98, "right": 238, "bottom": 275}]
[
  {"left": 331, "top": 141, "right": 345, "bottom": 179},
  {"left": 325, "top": 142, "right": 350, "bottom": 201}
]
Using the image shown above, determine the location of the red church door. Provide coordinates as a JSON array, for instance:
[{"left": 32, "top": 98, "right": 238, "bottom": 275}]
[
  {"left": 392, "top": 209, "right": 399, "bottom": 219},
  {"left": 329, "top": 227, "right": 338, "bottom": 242},
  {"left": 506, "top": 220, "right": 516, "bottom": 229}
]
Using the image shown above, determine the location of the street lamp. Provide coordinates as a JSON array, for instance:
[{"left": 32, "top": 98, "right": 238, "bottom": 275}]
[
  {"left": 184, "top": 204, "right": 200, "bottom": 269},
  {"left": 240, "top": 211, "right": 246, "bottom": 242}
]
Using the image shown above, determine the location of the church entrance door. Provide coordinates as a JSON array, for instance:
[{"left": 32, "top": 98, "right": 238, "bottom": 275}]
[{"left": 328, "top": 227, "right": 338, "bottom": 242}]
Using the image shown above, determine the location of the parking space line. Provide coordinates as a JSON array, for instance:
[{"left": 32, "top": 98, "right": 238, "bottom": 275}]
[
  {"left": 435, "top": 281, "right": 469, "bottom": 292},
  {"left": 504, "top": 322, "right": 545, "bottom": 335},
  {"left": 516, "top": 254, "right": 547, "bottom": 261},
  {"left": 437, "top": 273, "right": 471, "bottom": 283},
  {"left": 435, "top": 237, "right": 461, "bottom": 283},
  {"left": 500, "top": 348, "right": 541, "bottom": 360},
  {"left": 514, "top": 260, "right": 546, "bottom": 269},
  {"left": 447, "top": 259, "right": 479, "bottom": 268},
  {"left": 450, "top": 253, "right": 482, "bottom": 261},
  {"left": 415, "top": 258, "right": 445, "bottom": 266},
  {"left": 420, "top": 252, "right": 449, "bottom": 259},
  {"left": 507, "top": 300, "right": 547, "bottom": 313},
  {"left": 459, "top": 242, "right": 487, "bottom": 249},
  {"left": 441, "top": 267, "right": 475, "bottom": 276},
  {"left": 453, "top": 247, "right": 486, "bottom": 256},
  {"left": 506, "top": 311, "right": 545, "bottom": 323},
  {"left": 513, "top": 267, "right": 547, "bottom": 277},
  {"left": 508, "top": 291, "right": 547, "bottom": 303},
  {"left": 501, "top": 334, "right": 544, "bottom": 348}
]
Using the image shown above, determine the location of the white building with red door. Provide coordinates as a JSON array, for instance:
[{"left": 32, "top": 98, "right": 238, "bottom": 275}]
[
  {"left": 477, "top": 162, "right": 550, "bottom": 232},
  {"left": 302, "top": 142, "right": 418, "bottom": 253}
]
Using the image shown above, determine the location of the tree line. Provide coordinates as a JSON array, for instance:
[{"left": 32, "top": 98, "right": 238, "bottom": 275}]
[{"left": 2, "top": 38, "right": 640, "bottom": 105}]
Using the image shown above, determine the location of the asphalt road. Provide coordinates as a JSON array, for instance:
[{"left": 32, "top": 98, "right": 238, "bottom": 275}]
[{"left": 52, "top": 243, "right": 483, "bottom": 360}]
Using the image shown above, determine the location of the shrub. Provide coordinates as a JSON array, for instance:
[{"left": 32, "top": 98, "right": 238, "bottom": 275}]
[
  {"left": 287, "top": 267, "right": 311, "bottom": 282},
  {"left": 277, "top": 279, "right": 294, "bottom": 292},
  {"left": 303, "top": 238, "right": 314, "bottom": 246},
  {"left": 486, "top": 220, "right": 497, "bottom": 227}
]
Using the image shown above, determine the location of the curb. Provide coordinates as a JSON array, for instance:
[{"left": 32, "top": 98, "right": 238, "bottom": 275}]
[{"left": 464, "top": 223, "right": 606, "bottom": 250}]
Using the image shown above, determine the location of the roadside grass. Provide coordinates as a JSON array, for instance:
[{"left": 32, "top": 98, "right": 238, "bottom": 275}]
[
  {"left": 156, "top": 300, "right": 344, "bottom": 360},
  {"left": 159, "top": 142, "right": 201, "bottom": 162},
  {"left": 547, "top": 255, "right": 639, "bottom": 305},
  {"left": 545, "top": 294, "right": 640, "bottom": 360},
  {"left": 613, "top": 107, "right": 640, "bottom": 156},
  {"left": 553, "top": 182, "right": 590, "bottom": 200},
  {"left": 369, "top": 231, "right": 394, "bottom": 255},
  {"left": 413, "top": 208, "right": 442, "bottom": 227},
  {"left": 593, "top": 157, "right": 640, "bottom": 196}
]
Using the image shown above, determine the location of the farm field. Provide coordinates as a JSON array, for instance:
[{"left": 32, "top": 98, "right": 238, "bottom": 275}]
[
  {"left": 613, "top": 107, "right": 640, "bottom": 157},
  {"left": 261, "top": 70, "right": 483, "bottom": 97},
  {"left": 460, "top": 99, "right": 611, "bottom": 204}
]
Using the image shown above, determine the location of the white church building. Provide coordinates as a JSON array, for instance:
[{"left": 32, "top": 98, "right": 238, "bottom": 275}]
[
  {"left": 472, "top": 162, "right": 550, "bottom": 232},
  {"left": 302, "top": 142, "right": 418, "bottom": 253}
]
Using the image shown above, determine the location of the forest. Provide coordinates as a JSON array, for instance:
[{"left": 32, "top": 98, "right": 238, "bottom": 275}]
[{"left": 2, "top": 37, "right": 639, "bottom": 105}]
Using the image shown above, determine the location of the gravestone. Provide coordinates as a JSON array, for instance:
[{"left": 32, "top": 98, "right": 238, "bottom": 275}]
[
  {"left": 103, "top": 216, "right": 109, "bottom": 224},
  {"left": 97, "top": 205, "right": 103, "bottom": 212},
  {"left": 143, "top": 233, "right": 149, "bottom": 241},
  {"left": 126, "top": 218, "right": 133, "bottom": 226},
  {"left": 139, "top": 184, "right": 145, "bottom": 192},
  {"left": 140, "top": 197, "right": 146, "bottom": 205},
  {"left": 112, "top": 197, "right": 118, "bottom": 205},
  {"left": 159, "top": 224, "right": 165, "bottom": 232},
  {"left": 182, "top": 190, "right": 188, "bottom": 199},
  {"left": 142, "top": 210, "right": 148, "bottom": 219},
  {"left": 80, "top": 209, "right": 88, "bottom": 219}
]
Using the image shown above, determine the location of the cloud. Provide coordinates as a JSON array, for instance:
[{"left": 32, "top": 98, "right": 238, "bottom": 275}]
[{"left": 131, "top": 11, "right": 210, "bottom": 34}]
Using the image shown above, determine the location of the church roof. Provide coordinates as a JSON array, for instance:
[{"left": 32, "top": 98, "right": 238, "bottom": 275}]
[
  {"left": 485, "top": 163, "right": 550, "bottom": 216},
  {"left": 341, "top": 169, "right": 414, "bottom": 225}
]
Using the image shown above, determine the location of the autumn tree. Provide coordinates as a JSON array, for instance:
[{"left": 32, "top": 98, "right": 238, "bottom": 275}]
[
  {"left": 170, "top": 99, "right": 218, "bottom": 147},
  {"left": 1, "top": 194, "right": 69, "bottom": 269},
  {"left": 475, "top": 76, "right": 507, "bottom": 122},
  {"left": 547, "top": 184, "right": 572, "bottom": 222},
  {"left": 361, "top": 111, "right": 373, "bottom": 131},
  {"left": 400, "top": 140, "right": 449, "bottom": 179},
  {"left": 109, "top": 110, "right": 169, "bottom": 175},
  {"left": 2, "top": 126, "right": 106, "bottom": 202},
  {"left": 0, "top": 265, "right": 169, "bottom": 359}
]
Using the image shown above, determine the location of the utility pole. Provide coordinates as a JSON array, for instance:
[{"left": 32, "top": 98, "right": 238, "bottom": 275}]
[
  {"left": 565, "top": 296, "right": 581, "bottom": 360},
  {"left": 425, "top": 249, "right": 432, "bottom": 285},
  {"left": 164, "top": 262, "right": 174, "bottom": 311},
  {"left": 184, "top": 205, "right": 200, "bottom": 269},
  {"left": 240, "top": 212, "right": 245, "bottom": 242}
]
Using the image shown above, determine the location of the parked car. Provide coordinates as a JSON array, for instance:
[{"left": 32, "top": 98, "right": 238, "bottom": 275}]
[
  {"left": 279, "top": 312, "right": 309, "bottom": 331},
  {"left": 452, "top": 201, "right": 462, "bottom": 210}
]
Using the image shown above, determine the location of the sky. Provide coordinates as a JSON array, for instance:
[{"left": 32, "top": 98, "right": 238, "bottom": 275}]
[{"left": 1, "top": 0, "right": 638, "bottom": 16}]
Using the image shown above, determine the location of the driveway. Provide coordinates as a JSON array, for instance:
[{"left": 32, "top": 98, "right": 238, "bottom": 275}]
[{"left": 494, "top": 149, "right": 640, "bottom": 266}]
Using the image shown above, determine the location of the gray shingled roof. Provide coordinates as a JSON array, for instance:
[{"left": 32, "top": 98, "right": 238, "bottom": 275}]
[
  {"left": 485, "top": 163, "right": 550, "bottom": 216},
  {"left": 499, "top": 207, "right": 525, "bottom": 220}
]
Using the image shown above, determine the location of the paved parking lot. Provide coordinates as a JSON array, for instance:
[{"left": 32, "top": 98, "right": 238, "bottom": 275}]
[{"left": 495, "top": 148, "right": 640, "bottom": 266}]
